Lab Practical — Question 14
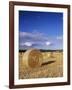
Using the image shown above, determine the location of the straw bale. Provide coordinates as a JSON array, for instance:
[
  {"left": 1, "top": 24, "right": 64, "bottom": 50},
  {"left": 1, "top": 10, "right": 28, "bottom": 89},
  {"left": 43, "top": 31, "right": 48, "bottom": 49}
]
[{"left": 22, "top": 49, "right": 43, "bottom": 68}]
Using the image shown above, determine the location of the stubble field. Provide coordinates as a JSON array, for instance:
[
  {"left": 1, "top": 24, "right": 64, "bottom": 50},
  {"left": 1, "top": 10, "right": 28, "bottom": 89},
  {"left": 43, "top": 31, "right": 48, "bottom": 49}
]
[{"left": 19, "top": 51, "right": 63, "bottom": 79}]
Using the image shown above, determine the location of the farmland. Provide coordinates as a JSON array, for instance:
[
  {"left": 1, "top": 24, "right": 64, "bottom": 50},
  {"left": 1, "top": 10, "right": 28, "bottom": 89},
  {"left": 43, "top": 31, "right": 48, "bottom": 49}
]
[{"left": 19, "top": 50, "right": 63, "bottom": 79}]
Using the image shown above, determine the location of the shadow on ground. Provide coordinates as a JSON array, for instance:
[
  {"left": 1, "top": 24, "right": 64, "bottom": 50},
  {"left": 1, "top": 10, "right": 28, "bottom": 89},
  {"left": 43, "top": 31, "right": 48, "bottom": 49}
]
[{"left": 42, "top": 60, "right": 56, "bottom": 66}]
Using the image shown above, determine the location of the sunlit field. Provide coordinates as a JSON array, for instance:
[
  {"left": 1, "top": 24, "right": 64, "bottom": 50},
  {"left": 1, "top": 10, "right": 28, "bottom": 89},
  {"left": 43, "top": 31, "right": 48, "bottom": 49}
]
[{"left": 19, "top": 50, "right": 63, "bottom": 79}]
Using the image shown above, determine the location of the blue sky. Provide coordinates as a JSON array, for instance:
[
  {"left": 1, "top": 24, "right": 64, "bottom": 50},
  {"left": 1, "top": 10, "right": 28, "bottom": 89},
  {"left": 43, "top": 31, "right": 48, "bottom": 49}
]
[{"left": 19, "top": 11, "right": 63, "bottom": 50}]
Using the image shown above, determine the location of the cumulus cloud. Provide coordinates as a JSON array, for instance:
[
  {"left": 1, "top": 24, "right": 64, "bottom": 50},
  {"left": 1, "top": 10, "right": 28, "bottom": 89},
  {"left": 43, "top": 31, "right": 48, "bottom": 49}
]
[
  {"left": 57, "top": 36, "right": 63, "bottom": 40},
  {"left": 20, "top": 31, "right": 33, "bottom": 37},
  {"left": 19, "top": 31, "right": 48, "bottom": 41},
  {"left": 19, "top": 31, "right": 54, "bottom": 50},
  {"left": 24, "top": 42, "right": 32, "bottom": 46},
  {"left": 45, "top": 41, "right": 52, "bottom": 46},
  {"left": 20, "top": 42, "right": 33, "bottom": 46}
]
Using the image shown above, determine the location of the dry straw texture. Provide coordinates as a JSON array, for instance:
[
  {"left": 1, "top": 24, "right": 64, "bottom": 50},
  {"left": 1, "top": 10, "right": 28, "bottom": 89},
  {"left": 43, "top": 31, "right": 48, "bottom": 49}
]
[
  {"left": 19, "top": 50, "right": 63, "bottom": 79},
  {"left": 22, "top": 49, "right": 43, "bottom": 68}
]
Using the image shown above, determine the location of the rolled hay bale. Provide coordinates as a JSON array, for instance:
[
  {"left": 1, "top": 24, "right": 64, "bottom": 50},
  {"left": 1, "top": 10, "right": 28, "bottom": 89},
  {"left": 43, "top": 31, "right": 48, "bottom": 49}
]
[
  {"left": 22, "top": 49, "right": 43, "bottom": 68},
  {"left": 42, "top": 52, "right": 56, "bottom": 63}
]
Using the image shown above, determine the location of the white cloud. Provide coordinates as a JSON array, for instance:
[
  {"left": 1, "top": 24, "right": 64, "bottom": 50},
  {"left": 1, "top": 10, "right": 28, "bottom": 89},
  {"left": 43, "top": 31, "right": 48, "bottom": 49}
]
[
  {"left": 19, "top": 31, "right": 49, "bottom": 43},
  {"left": 57, "top": 36, "right": 63, "bottom": 40},
  {"left": 20, "top": 42, "right": 32, "bottom": 46},
  {"left": 19, "top": 32, "right": 32, "bottom": 37},
  {"left": 19, "top": 31, "right": 45, "bottom": 39},
  {"left": 19, "top": 31, "right": 53, "bottom": 49},
  {"left": 45, "top": 41, "right": 51, "bottom": 46},
  {"left": 24, "top": 42, "right": 32, "bottom": 46}
]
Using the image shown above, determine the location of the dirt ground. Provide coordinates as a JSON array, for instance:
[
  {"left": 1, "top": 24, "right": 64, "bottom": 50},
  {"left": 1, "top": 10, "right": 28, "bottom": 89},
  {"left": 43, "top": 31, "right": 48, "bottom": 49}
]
[{"left": 19, "top": 51, "right": 63, "bottom": 79}]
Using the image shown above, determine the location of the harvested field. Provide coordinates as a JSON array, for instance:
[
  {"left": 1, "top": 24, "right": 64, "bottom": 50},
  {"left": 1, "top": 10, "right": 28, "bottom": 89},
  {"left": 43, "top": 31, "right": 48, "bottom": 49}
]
[{"left": 19, "top": 50, "right": 63, "bottom": 79}]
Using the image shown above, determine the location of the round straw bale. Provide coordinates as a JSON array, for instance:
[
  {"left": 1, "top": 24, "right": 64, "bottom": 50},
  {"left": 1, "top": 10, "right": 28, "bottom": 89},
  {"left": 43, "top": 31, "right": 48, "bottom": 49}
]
[{"left": 22, "top": 49, "right": 43, "bottom": 68}]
